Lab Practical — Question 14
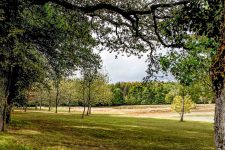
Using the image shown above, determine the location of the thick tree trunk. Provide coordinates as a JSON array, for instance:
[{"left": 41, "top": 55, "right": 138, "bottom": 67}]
[
  {"left": 68, "top": 99, "right": 71, "bottom": 113},
  {"left": 6, "top": 104, "right": 12, "bottom": 124},
  {"left": 0, "top": 103, "right": 5, "bottom": 131},
  {"left": 212, "top": 2, "right": 225, "bottom": 149},
  {"left": 214, "top": 87, "right": 225, "bottom": 150},
  {"left": 0, "top": 114, "right": 3, "bottom": 132},
  {"left": 1, "top": 100, "right": 7, "bottom": 131}
]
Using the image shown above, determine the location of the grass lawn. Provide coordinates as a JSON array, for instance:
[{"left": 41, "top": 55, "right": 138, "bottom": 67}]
[{"left": 0, "top": 111, "right": 214, "bottom": 150}]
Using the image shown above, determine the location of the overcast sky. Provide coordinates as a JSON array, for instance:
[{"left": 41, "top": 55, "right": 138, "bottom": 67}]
[
  {"left": 100, "top": 50, "right": 174, "bottom": 83},
  {"left": 100, "top": 51, "right": 148, "bottom": 83}
]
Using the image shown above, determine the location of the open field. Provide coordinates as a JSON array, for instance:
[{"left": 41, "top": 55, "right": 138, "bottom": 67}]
[
  {"left": 0, "top": 105, "right": 215, "bottom": 150},
  {"left": 26, "top": 104, "right": 215, "bottom": 122}
]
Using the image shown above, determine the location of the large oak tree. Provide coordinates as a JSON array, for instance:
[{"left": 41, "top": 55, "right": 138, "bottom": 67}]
[{"left": 1, "top": 0, "right": 225, "bottom": 149}]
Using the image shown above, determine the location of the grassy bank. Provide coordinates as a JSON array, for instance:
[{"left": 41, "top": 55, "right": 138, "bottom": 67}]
[{"left": 0, "top": 111, "right": 214, "bottom": 150}]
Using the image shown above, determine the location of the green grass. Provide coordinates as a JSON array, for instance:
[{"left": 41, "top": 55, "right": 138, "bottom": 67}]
[{"left": 0, "top": 111, "right": 214, "bottom": 150}]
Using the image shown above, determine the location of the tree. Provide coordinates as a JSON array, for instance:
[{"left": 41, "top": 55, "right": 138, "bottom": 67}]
[
  {"left": 111, "top": 82, "right": 124, "bottom": 105},
  {"left": 160, "top": 35, "right": 216, "bottom": 121},
  {"left": 60, "top": 79, "right": 79, "bottom": 112},
  {"left": 80, "top": 57, "right": 101, "bottom": 118},
  {"left": 1, "top": 0, "right": 225, "bottom": 148},
  {"left": 0, "top": 1, "right": 98, "bottom": 126},
  {"left": 171, "top": 95, "right": 195, "bottom": 116},
  {"left": 91, "top": 74, "right": 113, "bottom": 106}
]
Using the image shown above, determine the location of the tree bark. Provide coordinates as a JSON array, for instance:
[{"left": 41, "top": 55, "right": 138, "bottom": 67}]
[
  {"left": 212, "top": 2, "right": 225, "bottom": 149},
  {"left": 6, "top": 104, "right": 12, "bottom": 124},
  {"left": 0, "top": 102, "right": 5, "bottom": 131},
  {"left": 215, "top": 87, "right": 225, "bottom": 150},
  {"left": 0, "top": 112, "right": 3, "bottom": 132},
  {"left": 1, "top": 100, "right": 7, "bottom": 131}
]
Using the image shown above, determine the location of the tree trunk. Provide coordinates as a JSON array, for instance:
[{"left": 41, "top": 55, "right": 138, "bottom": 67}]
[
  {"left": 212, "top": 2, "right": 225, "bottom": 149},
  {"left": 88, "top": 105, "right": 92, "bottom": 115},
  {"left": 180, "top": 90, "right": 185, "bottom": 122},
  {"left": 40, "top": 98, "right": 42, "bottom": 110},
  {"left": 6, "top": 66, "right": 20, "bottom": 125},
  {"left": 55, "top": 86, "right": 59, "bottom": 113},
  {"left": 81, "top": 84, "right": 86, "bottom": 119},
  {"left": 0, "top": 112, "right": 3, "bottom": 132},
  {"left": 6, "top": 104, "right": 12, "bottom": 124},
  {"left": 214, "top": 87, "right": 225, "bottom": 150},
  {"left": 24, "top": 104, "right": 27, "bottom": 112},
  {"left": 0, "top": 103, "right": 5, "bottom": 131},
  {"left": 49, "top": 99, "right": 51, "bottom": 111},
  {"left": 86, "top": 82, "right": 91, "bottom": 116},
  {"left": 68, "top": 99, "right": 71, "bottom": 113},
  {"left": 86, "top": 105, "right": 90, "bottom": 116},
  {"left": 35, "top": 101, "right": 38, "bottom": 110},
  {"left": 1, "top": 99, "right": 7, "bottom": 131},
  {"left": 82, "top": 103, "right": 86, "bottom": 119}
]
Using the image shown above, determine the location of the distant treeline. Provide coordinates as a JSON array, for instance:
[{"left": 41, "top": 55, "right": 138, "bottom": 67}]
[
  {"left": 26, "top": 79, "right": 214, "bottom": 108},
  {"left": 110, "top": 81, "right": 213, "bottom": 105}
]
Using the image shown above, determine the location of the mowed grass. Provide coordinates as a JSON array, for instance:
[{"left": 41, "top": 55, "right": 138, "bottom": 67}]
[{"left": 0, "top": 111, "right": 214, "bottom": 150}]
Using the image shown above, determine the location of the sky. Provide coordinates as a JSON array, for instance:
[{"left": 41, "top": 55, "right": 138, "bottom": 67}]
[
  {"left": 100, "top": 51, "right": 148, "bottom": 83},
  {"left": 100, "top": 50, "right": 174, "bottom": 83}
]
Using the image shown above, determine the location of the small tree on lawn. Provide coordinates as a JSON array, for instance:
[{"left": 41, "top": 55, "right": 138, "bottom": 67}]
[{"left": 171, "top": 95, "right": 195, "bottom": 118}]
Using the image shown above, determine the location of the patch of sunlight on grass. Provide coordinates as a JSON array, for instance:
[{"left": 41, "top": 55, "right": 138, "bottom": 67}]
[
  {"left": 9, "top": 129, "right": 41, "bottom": 135},
  {"left": 0, "top": 134, "right": 14, "bottom": 145},
  {"left": 185, "top": 131, "right": 200, "bottom": 134}
]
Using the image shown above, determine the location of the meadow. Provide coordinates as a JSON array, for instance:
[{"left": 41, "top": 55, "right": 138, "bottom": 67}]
[{"left": 0, "top": 108, "right": 214, "bottom": 150}]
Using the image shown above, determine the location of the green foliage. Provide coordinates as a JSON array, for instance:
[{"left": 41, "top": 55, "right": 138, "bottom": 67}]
[
  {"left": 0, "top": 2, "right": 99, "bottom": 109},
  {"left": 171, "top": 95, "right": 195, "bottom": 114},
  {"left": 91, "top": 76, "right": 113, "bottom": 106},
  {"left": 165, "top": 91, "right": 176, "bottom": 104},
  {"left": 111, "top": 81, "right": 178, "bottom": 105},
  {"left": 37, "top": 72, "right": 113, "bottom": 107},
  {"left": 112, "top": 88, "right": 124, "bottom": 105}
]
